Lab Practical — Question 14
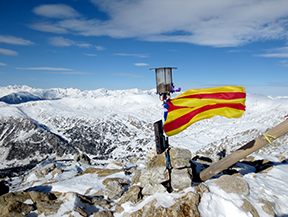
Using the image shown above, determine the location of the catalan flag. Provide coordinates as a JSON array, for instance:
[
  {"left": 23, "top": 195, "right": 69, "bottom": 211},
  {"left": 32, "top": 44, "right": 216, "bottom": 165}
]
[{"left": 163, "top": 86, "right": 246, "bottom": 136}]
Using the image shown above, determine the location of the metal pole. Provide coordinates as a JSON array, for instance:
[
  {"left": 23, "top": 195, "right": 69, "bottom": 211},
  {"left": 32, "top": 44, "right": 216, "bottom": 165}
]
[{"left": 199, "top": 119, "right": 288, "bottom": 182}]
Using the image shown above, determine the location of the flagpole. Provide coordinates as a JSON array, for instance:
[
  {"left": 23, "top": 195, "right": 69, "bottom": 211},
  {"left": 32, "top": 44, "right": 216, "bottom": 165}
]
[{"left": 198, "top": 118, "right": 288, "bottom": 182}]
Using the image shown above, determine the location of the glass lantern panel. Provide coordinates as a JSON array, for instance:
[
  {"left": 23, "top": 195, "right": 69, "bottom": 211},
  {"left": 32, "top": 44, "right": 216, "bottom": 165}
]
[{"left": 156, "top": 68, "right": 172, "bottom": 93}]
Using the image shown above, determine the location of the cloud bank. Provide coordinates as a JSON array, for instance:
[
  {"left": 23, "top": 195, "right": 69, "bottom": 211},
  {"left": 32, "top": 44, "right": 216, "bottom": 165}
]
[{"left": 30, "top": 0, "right": 288, "bottom": 47}]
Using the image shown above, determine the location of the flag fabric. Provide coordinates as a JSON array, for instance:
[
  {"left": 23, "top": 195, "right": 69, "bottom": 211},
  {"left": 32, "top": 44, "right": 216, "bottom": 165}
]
[{"left": 163, "top": 86, "right": 246, "bottom": 136}]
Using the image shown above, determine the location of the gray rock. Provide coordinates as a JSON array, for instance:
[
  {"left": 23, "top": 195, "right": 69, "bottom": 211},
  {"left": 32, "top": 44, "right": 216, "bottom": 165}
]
[
  {"left": 241, "top": 199, "right": 259, "bottom": 217},
  {"left": 214, "top": 175, "right": 250, "bottom": 196},
  {"left": 139, "top": 166, "right": 169, "bottom": 186},
  {"left": 259, "top": 198, "right": 275, "bottom": 216},
  {"left": 171, "top": 168, "right": 193, "bottom": 190},
  {"left": 74, "top": 153, "right": 91, "bottom": 165},
  {"left": 42, "top": 163, "right": 56, "bottom": 175},
  {"left": 37, "top": 200, "right": 63, "bottom": 216},
  {"left": 93, "top": 211, "right": 114, "bottom": 217},
  {"left": 2, "top": 201, "right": 35, "bottom": 215},
  {"left": 104, "top": 180, "right": 125, "bottom": 200},
  {"left": 116, "top": 185, "right": 142, "bottom": 213},
  {"left": 142, "top": 183, "right": 166, "bottom": 195},
  {"left": 169, "top": 147, "right": 192, "bottom": 169},
  {"left": 145, "top": 148, "right": 166, "bottom": 169}
]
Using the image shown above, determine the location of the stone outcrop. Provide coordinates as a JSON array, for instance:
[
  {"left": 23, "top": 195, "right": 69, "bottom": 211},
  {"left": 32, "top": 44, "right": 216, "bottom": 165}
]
[
  {"left": 0, "top": 149, "right": 279, "bottom": 217},
  {"left": 214, "top": 175, "right": 250, "bottom": 196}
]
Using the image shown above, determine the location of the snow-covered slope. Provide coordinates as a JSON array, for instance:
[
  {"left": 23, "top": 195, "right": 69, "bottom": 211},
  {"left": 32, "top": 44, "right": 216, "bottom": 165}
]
[{"left": 1, "top": 85, "right": 288, "bottom": 170}]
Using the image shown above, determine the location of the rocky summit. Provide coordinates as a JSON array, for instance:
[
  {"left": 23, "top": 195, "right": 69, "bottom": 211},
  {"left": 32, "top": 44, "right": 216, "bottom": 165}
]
[{"left": 0, "top": 147, "right": 285, "bottom": 217}]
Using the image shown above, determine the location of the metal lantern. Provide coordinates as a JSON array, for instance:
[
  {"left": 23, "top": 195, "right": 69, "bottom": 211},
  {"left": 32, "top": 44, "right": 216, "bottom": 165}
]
[{"left": 150, "top": 67, "right": 177, "bottom": 94}]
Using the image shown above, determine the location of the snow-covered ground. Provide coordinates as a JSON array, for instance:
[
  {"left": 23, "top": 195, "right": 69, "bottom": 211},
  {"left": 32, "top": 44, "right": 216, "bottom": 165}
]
[{"left": 1, "top": 85, "right": 288, "bottom": 216}]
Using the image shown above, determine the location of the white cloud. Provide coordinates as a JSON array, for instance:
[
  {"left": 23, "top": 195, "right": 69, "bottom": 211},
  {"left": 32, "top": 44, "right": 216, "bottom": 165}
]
[
  {"left": 0, "top": 63, "right": 6, "bottom": 66},
  {"left": 48, "top": 36, "right": 74, "bottom": 47},
  {"left": 95, "top": 46, "right": 106, "bottom": 50},
  {"left": 134, "top": 63, "right": 148, "bottom": 66},
  {"left": 29, "top": 0, "right": 288, "bottom": 47},
  {"left": 0, "top": 35, "right": 34, "bottom": 45},
  {"left": 84, "top": 53, "right": 97, "bottom": 56},
  {"left": 30, "top": 22, "right": 69, "bottom": 34},
  {"left": 15, "top": 67, "right": 72, "bottom": 71},
  {"left": 48, "top": 36, "right": 92, "bottom": 48},
  {"left": 114, "top": 53, "right": 149, "bottom": 58},
  {"left": 256, "top": 46, "right": 288, "bottom": 58},
  {"left": 0, "top": 48, "right": 18, "bottom": 56},
  {"left": 33, "top": 4, "right": 81, "bottom": 19}
]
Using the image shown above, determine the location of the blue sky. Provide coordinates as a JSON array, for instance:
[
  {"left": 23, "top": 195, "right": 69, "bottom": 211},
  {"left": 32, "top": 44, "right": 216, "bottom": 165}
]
[{"left": 1, "top": 0, "right": 288, "bottom": 96}]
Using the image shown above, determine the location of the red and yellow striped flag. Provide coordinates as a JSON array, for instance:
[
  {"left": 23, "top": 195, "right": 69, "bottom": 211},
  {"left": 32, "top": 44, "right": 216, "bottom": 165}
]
[{"left": 163, "top": 86, "right": 246, "bottom": 136}]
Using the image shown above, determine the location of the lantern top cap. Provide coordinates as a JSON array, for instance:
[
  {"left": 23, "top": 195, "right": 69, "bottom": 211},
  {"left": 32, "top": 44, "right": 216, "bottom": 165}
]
[{"left": 150, "top": 67, "right": 177, "bottom": 70}]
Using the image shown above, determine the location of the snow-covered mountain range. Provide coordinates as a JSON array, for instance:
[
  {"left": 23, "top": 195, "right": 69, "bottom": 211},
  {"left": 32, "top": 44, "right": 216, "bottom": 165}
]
[{"left": 1, "top": 85, "right": 288, "bottom": 171}]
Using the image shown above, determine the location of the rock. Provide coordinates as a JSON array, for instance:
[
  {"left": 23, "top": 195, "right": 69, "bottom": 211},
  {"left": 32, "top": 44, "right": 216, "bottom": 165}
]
[
  {"left": 259, "top": 198, "right": 276, "bottom": 216},
  {"left": 106, "top": 161, "right": 125, "bottom": 169},
  {"left": 2, "top": 201, "right": 35, "bottom": 215},
  {"left": 91, "top": 189, "right": 104, "bottom": 197},
  {"left": 28, "top": 191, "right": 53, "bottom": 203},
  {"left": 131, "top": 170, "right": 141, "bottom": 185},
  {"left": 0, "top": 191, "right": 31, "bottom": 213},
  {"left": 93, "top": 211, "right": 114, "bottom": 217},
  {"left": 75, "top": 206, "right": 89, "bottom": 217},
  {"left": 1, "top": 212, "right": 26, "bottom": 217},
  {"left": 81, "top": 167, "right": 124, "bottom": 177},
  {"left": 145, "top": 149, "right": 166, "bottom": 169},
  {"left": 51, "top": 167, "right": 63, "bottom": 178},
  {"left": 116, "top": 185, "right": 142, "bottom": 213},
  {"left": 169, "top": 147, "right": 192, "bottom": 169},
  {"left": 126, "top": 191, "right": 200, "bottom": 217},
  {"left": 241, "top": 199, "right": 259, "bottom": 217},
  {"left": 142, "top": 183, "right": 166, "bottom": 195},
  {"left": 139, "top": 166, "right": 169, "bottom": 187},
  {"left": 104, "top": 180, "right": 125, "bottom": 200},
  {"left": 91, "top": 197, "right": 112, "bottom": 209},
  {"left": 214, "top": 175, "right": 250, "bottom": 196},
  {"left": 102, "top": 177, "right": 129, "bottom": 186},
  {"left": 194, "top": 183, "right": 209, "bottom": 198},
  {"left": 34, "top": 168, "right": 45, "bottom": 179},
  {"left": 42, "top": 163, "right": 56, "bottom": 175},
  {"left": 0, "top": 181, "right": 9, "bottom": 196},
  {"left": 171, "top": 168, "right": 193, "bottom": 190},
  {"left": 74, "top": 153, "right": 91, "bottom": 165},
  {"left": 37, "top": 200, "right": 63, "bottom": 216}
]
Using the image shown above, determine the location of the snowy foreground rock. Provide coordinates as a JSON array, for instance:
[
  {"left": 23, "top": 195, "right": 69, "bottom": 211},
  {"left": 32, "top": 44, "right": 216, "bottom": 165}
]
[{"left": 1, "top": 147, "right": 288, "bottom": 217}]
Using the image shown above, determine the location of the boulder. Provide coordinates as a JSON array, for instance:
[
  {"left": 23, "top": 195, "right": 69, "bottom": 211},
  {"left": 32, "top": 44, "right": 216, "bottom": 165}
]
[
  {"left": 104, "top": 180, "right": 125, "bottom": 200},
  {"left": 116, "top": 185, "right": 142, "bottom": 213},
  {"left": 126, "top": 191, "right": 200, "bottom": 217},
  {"left": 259, "top": 198, "right": 276, "bottom": 216},
  {"left": 28, "top": 191, "right": 53, "bottom": 203},
  {"left": 42, "top": 163, "right": 56, "bottom": 175},
  {"left": 74, "top": 153, "right": 91, "bottom": 165},
  {"left": 142, "top": 183, "right": 166, "bottom": 195},
  {"left": 106, "top": 161, "right": 125, "bottom": 169},
  {"left": 145, "top": 149, "right": 166, "bottom": 169},
  {"left": 170, "top": 168, "right": 193, "bottom": 190},
  {"left": 131, "top": 170, "right": 141, "bottom": 185},
  {"left": 102, "top": 177, "right": 129, "bottom": 186},
  {"left": 169, "top": 147, "right": 192, "bottom": 169},
  {"left": 241, "top": 199, "right": 259, "bottom": 217},
  {"left": 214, "top": 175, "right": 250, "bottom": 196},
  {"left": 139, "top": 166, "right": 169, "bottom": 187},
  {"left": 93, "top": 211, "right": 114, "bottom": 217},
  {"left": 2, "top": 201, "right": 35, "bottom": 215},
  {"left": 194, "top": 183, "right": 209, "bottom": 198},
  {"left": 37, "top": 200, "right": 63, "bottom": 216}
]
